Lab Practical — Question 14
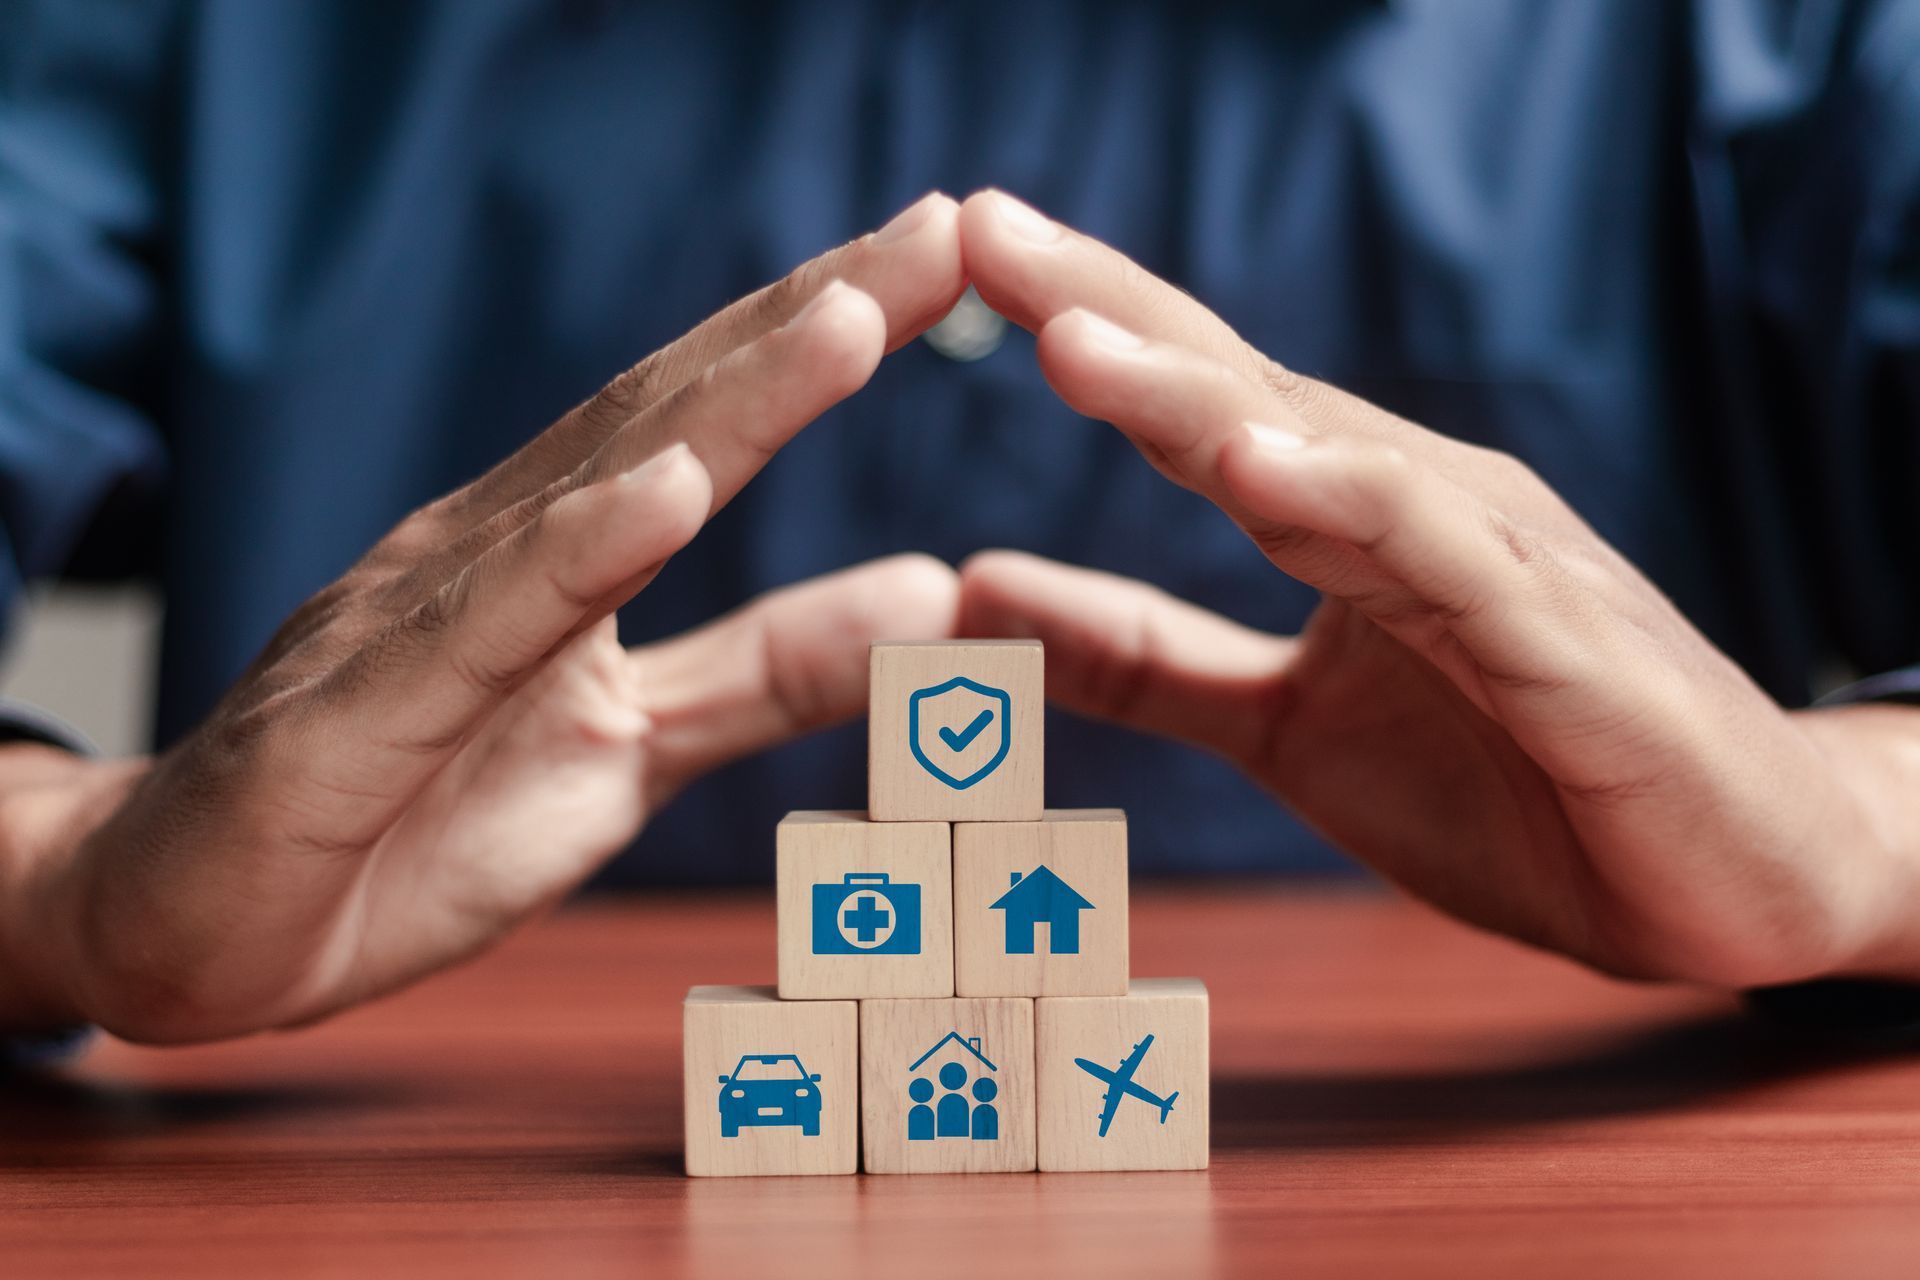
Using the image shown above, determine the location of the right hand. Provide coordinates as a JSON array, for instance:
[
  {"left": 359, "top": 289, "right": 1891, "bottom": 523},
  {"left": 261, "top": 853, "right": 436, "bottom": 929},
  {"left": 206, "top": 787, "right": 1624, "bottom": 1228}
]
[
  {"left": 953, "top": 190, "right": 1914, "bottom": 990},
  {"left": 0, "top": 193, "right": 967, "bottom": 1044}
]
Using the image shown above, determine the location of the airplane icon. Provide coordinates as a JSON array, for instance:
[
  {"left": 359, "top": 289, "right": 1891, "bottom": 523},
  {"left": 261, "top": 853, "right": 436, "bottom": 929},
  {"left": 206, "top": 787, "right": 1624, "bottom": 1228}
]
[{"left": 1073, "top": 1033, "right": 1178, "bottom": 1138}]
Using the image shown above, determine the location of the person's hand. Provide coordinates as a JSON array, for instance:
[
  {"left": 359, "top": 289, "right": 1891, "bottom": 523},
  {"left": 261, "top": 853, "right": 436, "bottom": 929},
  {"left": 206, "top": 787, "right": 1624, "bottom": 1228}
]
[
  {"left": 953, "top": 190, "right": 1920, "bottom": 988},
  {"left": 0, "top": 194, "right": 968, "bottom": 1043}
]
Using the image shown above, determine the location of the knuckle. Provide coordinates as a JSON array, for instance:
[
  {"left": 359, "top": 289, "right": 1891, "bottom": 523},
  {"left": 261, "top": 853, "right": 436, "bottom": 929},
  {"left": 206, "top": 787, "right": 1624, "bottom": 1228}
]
[
  {"left": 442, "top": 640, "right": 524, "bottom": 702},
  {"left": 402, "top": 575, "right": 465, "bottom": 643},
  {"left": 522, "top": 472, "right": 581, "bottom": 522},
  {"left": 762, "top": 259, "right": 825, "bottom": 323},
  {"left": 376, "top": 498, "right": 456, "bottom": 564},
  {"left": 685, "top": 354, "right": 726, "bottom": 402},
  {"left": 1483, "top": 506, "right": 1594, "bottom": 618},
  {"left": 1358, "top": 583, "right": 1470, "bottom": 630},
  {"left": 204, "top": 697, "right": 291, "bottom": 773},
  {"left": 592, "top": 349, "right": 677, "bottom": 426},
  {"left": 1559, "top": 542, "right": 1623, "bottom": 599},
  {"left": 1482, "top": 505, "right": 1547, "bottom": 571},
  {"left": 1260, "top": 360, "right": 1335, "bottom": 426},
  {"left": 261, "top": 577, "right": 361, "bottom": 662},
  {"left": 1259, "top": 358, "right": 1307, "bottom": 404},
  {"left": 527, "top": 507, "right": 604, "bottom": 613},
  {"left": 1366, "top": 442, "right": 1415, "bottom": 484},
  {"left": 1247, "top": 521, "right": 1319, "bottom": 562}
]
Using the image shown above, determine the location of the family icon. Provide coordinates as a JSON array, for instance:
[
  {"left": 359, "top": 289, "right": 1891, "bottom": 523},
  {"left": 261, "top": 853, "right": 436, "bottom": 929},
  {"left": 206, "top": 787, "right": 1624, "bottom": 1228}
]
[{"left": 905, "top": 1031, "right": 1000, "bottom": 1142}]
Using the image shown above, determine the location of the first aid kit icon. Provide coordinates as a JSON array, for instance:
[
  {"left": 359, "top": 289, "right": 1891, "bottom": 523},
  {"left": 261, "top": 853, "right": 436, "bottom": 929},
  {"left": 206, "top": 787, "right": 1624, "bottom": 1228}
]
[{"left": 811, "top": 873, "right": 923, "bottom": 954}]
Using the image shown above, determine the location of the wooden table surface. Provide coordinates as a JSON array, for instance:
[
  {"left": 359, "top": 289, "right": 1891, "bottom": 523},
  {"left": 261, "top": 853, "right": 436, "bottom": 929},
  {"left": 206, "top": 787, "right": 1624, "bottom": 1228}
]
[{"left": 5, "top": 883, "right": 1919, "bottom": 1279}]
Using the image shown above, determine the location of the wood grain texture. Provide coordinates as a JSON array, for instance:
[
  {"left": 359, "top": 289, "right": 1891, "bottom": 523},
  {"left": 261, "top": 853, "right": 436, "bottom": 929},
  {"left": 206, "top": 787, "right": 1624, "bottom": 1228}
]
[
  {"left": 859, "top": 997, "right": 1036, "bottom": 1173},
  {"left": 9, "top": 885, "right": 1920, "bottom": 1279},
  {"left": 1036, "top": 979, "right": 1209, "bottom": 1171},
  {"left": 776, "top": 811, "right": 953, "bottom": 999},
  {"left": 868, "top": 640, "right": 1043, "bottom": 822},
  {"left": 954, "top": 809, "right": 1129, "bottom": 996},
  {"left": 682, "top": 986, "right": 855, "bottom": 1177}
]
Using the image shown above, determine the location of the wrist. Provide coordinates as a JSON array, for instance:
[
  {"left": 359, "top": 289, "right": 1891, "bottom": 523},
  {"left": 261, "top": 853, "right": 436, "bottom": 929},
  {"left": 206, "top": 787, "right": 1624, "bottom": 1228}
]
[
  {"left": 0, "top": 746, "right": 149, "bottom": 1031},
  {"left": 1788, "top": 703, "right": 1920, "bottom": 980}
]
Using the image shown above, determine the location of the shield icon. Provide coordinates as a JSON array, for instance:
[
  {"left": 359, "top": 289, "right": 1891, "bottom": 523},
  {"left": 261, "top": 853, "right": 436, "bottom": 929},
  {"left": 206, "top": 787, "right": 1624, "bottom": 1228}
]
[{"left": 908, "top": 676, "right": 1013, "bottom": 791}]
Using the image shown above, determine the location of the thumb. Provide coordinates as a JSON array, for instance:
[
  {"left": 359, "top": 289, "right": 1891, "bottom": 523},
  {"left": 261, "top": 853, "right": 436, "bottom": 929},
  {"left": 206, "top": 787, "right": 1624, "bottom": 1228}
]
[
  {"left": 957, "top": 550, "right": 1297, "bottom": 769},
  {"left": 632, "top": 554, "right": 961, "bottom": 800}
]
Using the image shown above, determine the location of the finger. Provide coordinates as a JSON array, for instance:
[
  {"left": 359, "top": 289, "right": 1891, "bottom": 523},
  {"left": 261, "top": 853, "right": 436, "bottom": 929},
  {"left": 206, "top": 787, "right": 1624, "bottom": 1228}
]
[
  {"left": 958, "top": 189, "right": 1269, "bottom": 384},
  {"left": 388, "top": 279, "right": 886, "bottom": 628},
  {"left": 303, "top": 444, "right": 714, "bottom": 830},
  {"left": 1030, "top": 302, "right": 1584, "bottom": 711},
  {"left": 1036, "top": 306, "right": 1277, "bottom": 493},
  {"left": 961, "top": 190, "right": 1451, "bottom": 458},
  {"left": 957, "top": 549, "right": 1297, "bottom": 768},
  {"left": 1216, "top": 425, "right": 1590, "bottom": 711},
  {"left": 632, "top": 554, "right": 961, "bottom": 798},
  {"left": 426, "top": 192, "right": 965, "bottom": 536},
  {"left": 637, "top": 190, "right": 966, "bottom": 370},
  {"left": 580, "top": 279, "right": 885, "bottom": 515},
  {"left": 1039, "top": 306, "right": 1456, "bottom": 601}
]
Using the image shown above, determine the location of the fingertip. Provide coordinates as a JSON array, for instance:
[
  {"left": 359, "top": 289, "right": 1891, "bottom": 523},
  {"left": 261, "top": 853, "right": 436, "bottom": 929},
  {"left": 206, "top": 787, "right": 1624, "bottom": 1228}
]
[
  {"left": 871, "top": 549, "right": 960, "bottom": 592},
  {"left": 916, "top": 189, "right": 963, "bottom": 230},
  {"left": 1217, "top": 420, "right": 1315, "bottom": 520},
  {"left": 621, "top": 439, "right": 715, "bottom": 538},
  {"left": 957, "top": 190, "right": 1063, "bottom": 328},
  {"left": 863, "top": 193, "right": 967, "bottom": 348},
  {"left": 790, "top": 279, "right": 887, "bottom": 393},
  {"left": 955, "top": 188, "right": 1004, "bottom": 245},
  {"left": 956, "top": 549, "right": 1072, "bottom": 638},
  {"left": 872, "top": 190, "right": 959, "bottom": 246},
  {"left": 959, "top": 188, "right": 1063, "bottom": 247},
  {"left": 958, "top": 547, "right": 1047, "bottom": 594},
  {"left": 1038, "top": 306, "right": 1146, "bottom": 374},
  {"left": 1037, "top": 312, "right": 1176, "bottom": 435},
  {"left": 855, "top": 552, "right": 962, "bottom": 640},
  {"left": 1032, "top": 307, "right": 1083, "bottom": 357}
]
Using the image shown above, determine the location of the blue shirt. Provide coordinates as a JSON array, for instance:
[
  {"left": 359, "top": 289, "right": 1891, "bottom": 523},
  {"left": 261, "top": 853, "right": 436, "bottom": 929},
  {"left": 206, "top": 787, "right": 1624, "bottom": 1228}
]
[{"left": 1, "top": 0, "right": 1916, "bottom": 883}]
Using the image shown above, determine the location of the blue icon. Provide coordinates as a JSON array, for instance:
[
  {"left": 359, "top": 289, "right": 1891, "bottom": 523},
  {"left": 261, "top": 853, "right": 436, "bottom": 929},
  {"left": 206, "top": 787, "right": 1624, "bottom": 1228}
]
[
  {"left": 908, "top": 676, "right": 1012, "bottom": 790},
  {"left": 716, "top": 1052, "right": 823, "bottom": 1138},
  {"left": 906, "top": 1032, "right": 1000, "bottom": 1141},
  {"left": 990, "top": 865, "right": 1094, "bottom": 954},
  {"left": 811, "top": 873, "right": 922, "bottom": 954},
  {"left": 1074, "top": 1034, "right": 1178, "bottom": 1138}
]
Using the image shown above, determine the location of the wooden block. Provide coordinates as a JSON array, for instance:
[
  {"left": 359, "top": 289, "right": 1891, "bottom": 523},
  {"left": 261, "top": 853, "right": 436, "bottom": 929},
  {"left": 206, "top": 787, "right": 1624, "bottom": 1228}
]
[
  {"left": 776, "top": 811, "right": 954, "bottom": 1000},
  {"left": 683, "top": 986, "right": 857, "bottom": 1177},
  {"left": 860, "top": 997, "right": 1036, "bottom": 1173},
  {"left": 868, "top": 640, "right": 1043, "bottom": 822},
  {"left": 953, "top": 809, "right": 1128, "bottom": 997},
  {"left": 1036, "top": 979, "right": 1209, "bottom": 1171}
]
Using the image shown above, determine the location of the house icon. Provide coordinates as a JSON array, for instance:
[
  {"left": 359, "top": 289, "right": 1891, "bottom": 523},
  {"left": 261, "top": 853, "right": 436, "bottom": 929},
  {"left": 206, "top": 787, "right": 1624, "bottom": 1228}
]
[{"left": 990, "top": 865, "right": 1094, "bottom": 955}]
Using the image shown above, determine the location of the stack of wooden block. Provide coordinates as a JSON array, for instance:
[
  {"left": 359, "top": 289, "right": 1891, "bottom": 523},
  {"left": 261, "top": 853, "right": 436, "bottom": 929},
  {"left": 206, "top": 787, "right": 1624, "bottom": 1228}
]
[{"left": 684, "top": 640, "right": 1209, "bottom": 1177}]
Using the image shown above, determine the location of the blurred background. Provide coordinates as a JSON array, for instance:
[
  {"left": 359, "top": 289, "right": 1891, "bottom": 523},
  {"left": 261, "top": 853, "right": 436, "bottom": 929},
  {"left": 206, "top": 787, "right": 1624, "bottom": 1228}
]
[
  {"left": 2, "top": 586, "right": 159, "bottom": 756},
  {"left": 2, "top": 0, "right": 1914, "bottom": 885}
]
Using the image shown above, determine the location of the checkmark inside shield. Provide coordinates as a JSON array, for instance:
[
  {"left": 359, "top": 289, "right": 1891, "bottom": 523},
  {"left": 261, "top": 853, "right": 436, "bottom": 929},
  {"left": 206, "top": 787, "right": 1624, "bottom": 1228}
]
[
  {"left": 938, "top": 708, "right": 995, "bottom": 752},
  {"left": 907, "top": 676, "right": 1014, "bottom": 790}
]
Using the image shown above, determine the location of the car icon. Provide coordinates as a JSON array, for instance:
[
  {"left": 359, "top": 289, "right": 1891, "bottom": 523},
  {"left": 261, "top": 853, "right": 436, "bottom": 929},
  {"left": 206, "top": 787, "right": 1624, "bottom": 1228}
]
[{"left": 717, "top": 1052, "right": 823, "bottom": 1137}]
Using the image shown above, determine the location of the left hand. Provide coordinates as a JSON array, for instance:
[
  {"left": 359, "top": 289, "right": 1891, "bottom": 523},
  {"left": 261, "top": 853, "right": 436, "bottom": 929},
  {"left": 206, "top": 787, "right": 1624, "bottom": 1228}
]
[
  {"left": 952, "top": 190, "right": 1919, "bottom": 988},
  {"left": 0, "top": 195, "right": 971, "bottom": 1042}
]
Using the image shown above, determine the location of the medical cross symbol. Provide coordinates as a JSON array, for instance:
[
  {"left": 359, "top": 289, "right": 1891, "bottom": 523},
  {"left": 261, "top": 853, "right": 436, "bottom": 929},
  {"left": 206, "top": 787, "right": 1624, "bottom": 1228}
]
[{"left": 841, "top": 894, "right": 892, "bottom": 943}]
